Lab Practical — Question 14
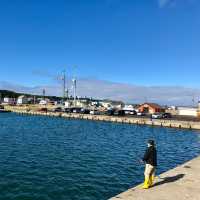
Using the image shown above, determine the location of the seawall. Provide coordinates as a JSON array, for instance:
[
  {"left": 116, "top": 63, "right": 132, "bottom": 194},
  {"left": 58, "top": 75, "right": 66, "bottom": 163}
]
[
  {"left": 7, "top": 108, "right": 200, "bottom": 130},
  {"left": 109, "top": 156, "right": 200, "bottom": 200}
]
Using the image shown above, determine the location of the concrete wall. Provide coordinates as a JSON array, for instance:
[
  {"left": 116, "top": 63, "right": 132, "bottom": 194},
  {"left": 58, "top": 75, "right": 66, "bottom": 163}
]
[{"left": 7, "top": 108, "right": 200, "bottom": 131}]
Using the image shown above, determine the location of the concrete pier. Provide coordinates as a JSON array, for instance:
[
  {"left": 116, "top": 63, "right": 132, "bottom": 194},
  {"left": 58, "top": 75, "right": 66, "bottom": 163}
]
[
  {"left": 7, "top": 109, "right": 200, "bottom": 130},
  {"left": 109, "top": 156, "right": 200, "bottom": 200}
]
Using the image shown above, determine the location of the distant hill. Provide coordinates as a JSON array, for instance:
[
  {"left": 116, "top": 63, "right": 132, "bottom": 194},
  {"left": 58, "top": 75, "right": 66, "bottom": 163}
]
[
  {"left": 0, "top": 89, "right": 61, "bottom": 101},
  {"left": 0, "top": 90, "right": 23, "bottom": 98},
  {"left": 0, "top": 89, "right": 101, "bottom": 102}
]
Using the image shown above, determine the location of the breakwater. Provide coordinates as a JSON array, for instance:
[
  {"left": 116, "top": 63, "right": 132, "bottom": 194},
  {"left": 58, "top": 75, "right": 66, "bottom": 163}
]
[{"left": 8, "top": 109, "right": 200, "bottom": 130}]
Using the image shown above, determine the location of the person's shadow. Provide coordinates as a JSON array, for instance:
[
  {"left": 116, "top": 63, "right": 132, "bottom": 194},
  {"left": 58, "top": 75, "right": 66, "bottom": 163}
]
[{"left": 154, "top": 173, "right": 185, "bottom": 187}]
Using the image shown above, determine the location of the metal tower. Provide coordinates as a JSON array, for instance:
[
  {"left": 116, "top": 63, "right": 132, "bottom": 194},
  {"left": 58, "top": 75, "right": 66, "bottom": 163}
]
[
  {"left": 42, "top": 89, "right": 46, "bottom": 100},
  {"left": 72, "top": 78, "right": 77, "bottom": 106},
  {"left": 62, "top": 70, "right": 66, "bottom": 100}
]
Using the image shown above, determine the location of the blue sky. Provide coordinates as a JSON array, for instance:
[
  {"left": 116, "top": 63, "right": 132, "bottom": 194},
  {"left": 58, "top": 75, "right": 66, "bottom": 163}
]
[{"left": 0, "top": 0, "right": 200, "bottom": 87}]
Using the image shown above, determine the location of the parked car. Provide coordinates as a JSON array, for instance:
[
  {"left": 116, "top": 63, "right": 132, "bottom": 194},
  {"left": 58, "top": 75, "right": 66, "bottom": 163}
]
[
  {"left": 114, "top": 110, "right": 125, "bottom": 116},
  {"left": 162, "top": 113, "right": 172, "bottom": 119},
  {"left": 80, "top": 108, "right": 90, "bottom": 114},
  {"left": 124, "top": 110, "right": 137, "bottom": 115},
  {"left": 64, "top": 108, "right": 72, "bottom": 113},
  {"left": 72, "top": 107, "right": 82, "bottom": 113},
  {"left": 151, "top": 113, "right": 163, "bottom": 119},
  {"left": 53, "top": 107, "right": 63, "bottom": 112},
  {"left": 106, "top": 109, "right": 115, "bottom": 116},
  {"left": 137, "top": 112, "right": 146, "bottom": 116},
  {"left": 90, "top": 110, "right": 101, "bottom": 115}
]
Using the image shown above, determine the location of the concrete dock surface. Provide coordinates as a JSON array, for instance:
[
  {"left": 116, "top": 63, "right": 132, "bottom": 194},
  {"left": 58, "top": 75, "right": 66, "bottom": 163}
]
[{"left": 109, "top": 156, "right": 200, "bottom": 200}]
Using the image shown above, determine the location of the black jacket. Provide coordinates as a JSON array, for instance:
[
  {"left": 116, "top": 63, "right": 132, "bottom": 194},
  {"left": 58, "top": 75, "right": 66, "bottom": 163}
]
[{"left": 142, "top": 146, "right": 157, "bottom": 166}]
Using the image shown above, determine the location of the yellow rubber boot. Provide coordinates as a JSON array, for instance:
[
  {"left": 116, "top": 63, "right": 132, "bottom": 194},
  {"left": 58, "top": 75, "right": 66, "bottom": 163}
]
[
  {"left": 149, "top": 175, "right": 155, "bottom": 187},
  {"left": 142, "top": 178, "right": 150, "bottom": 189}
]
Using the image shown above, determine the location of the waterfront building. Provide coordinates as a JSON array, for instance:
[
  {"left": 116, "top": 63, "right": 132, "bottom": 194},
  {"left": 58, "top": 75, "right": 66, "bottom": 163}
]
[
  {"left": 123, "top": 104, "right": 138, "bottom": 115},
  {"left": 99, "top": 100, "right": 124, "bottom": 109},
  {"left": 65, "top": 101, "right": 72, "bottom": 108},
  {"left": 177, "top": 106, "right": 198, "bottom": 117},
  {"left": 165, "top": 106, "right": 178, "bottom": 116},
  {"left": 76, "top": 99, "right": 89, "bottom": 108},
  {"left": 197, "top": 101, "right": 200, "bottom": 117},
  {"left": 90, "top": 100, "right": 99, "bottom": 107},
  {"left": 27, "top": 97, "right": 34, "bottom": 104},
  {"left": 100, "top": 102, "right": 112, "bottom": 109},
  {"left": 64, "top": 99, "right": 89, "bottom": 108},
  {"left": 17, "top": 95, "right": 28, "bottom": 105},
  {"left": 39, "top": 99, "right": 49, "bottom": 105},
  {"left": 48, "top": 101, "right": 58, "bottom": 106},
  {"left": 123, "top": 104, "right": 136, "bottom": 111},
  {"left": 138, "top": 103, "right": 164, "bottom": 114},
  {"left": 3, "top": 97, "right": 16, "bottom": 105}
]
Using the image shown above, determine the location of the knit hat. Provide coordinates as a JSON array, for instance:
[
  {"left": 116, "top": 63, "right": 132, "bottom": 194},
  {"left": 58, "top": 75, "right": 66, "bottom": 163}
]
[{"left": 147, "top": 140, "right": 155, "bottom": 146}]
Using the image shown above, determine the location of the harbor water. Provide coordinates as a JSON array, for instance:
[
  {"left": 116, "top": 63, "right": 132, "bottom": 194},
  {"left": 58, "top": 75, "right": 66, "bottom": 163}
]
[{"left": 0, "top": 113, "right": 199, "bottom": 200}]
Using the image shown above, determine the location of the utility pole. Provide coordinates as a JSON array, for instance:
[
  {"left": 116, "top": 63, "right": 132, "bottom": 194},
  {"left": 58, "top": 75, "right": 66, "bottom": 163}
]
[
  {"left": 34, "top": 96, "right": 36, "bottom": 104},
  {"left": 42, "top": 89, "right": 45, "bottom": 100},
  {"left": 192, "top": 94, "right": 195, "bottom": 107},
  {"left": 62, "top": 70, "right": 66, "bottom": 100},
  {"left": 72, "top": 78, "right": 77, "bottom": 106},
  {"left": 61, "top": 70, "right": 68, "bottom": 105}
]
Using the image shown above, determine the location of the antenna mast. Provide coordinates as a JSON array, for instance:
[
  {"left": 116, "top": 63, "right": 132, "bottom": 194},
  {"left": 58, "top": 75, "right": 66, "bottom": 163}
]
[
  {"left": 62, "top": 70, "right": 66, "bottom": 100},
  {"left": 42, "top": 89, "right": 45, "bottom": 100},
  {"left": 72, "top": 78, "right": 77, "bottom": 106}
]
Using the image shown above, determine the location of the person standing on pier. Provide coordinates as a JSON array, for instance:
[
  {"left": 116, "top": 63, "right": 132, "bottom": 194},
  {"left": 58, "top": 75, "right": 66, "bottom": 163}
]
[{"left": 141, "top": 140, "right": 157, "bottom": 189}]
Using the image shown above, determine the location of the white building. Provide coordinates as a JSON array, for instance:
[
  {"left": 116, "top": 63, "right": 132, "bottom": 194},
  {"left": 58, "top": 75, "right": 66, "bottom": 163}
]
[
  {"left": 177, "top": 107, "right": 198, "bottom": 117},
  {"left": 3, "top": 97, "right": 15, "bottom": 105},
  {"left": 197, "top": 101, "right": 200, "bottom": 117},
  {"left": 100, "top": 102, "right": 112, "bottom": 109},
  {"left": 65, "top": 101, "right": 72, "bottom": 108},
  {"left": 123, "top": 104, "right": 138, "bottom": 114},
  {"left": 123, "top": 104, "right": 135, "bottom": 111},
  {"left": 76, "top": 100, "right": 86, "bottom": 108},
  {"left": 90, "top": 101, "right": 99, "bottom": 106},
  {"left": 17, "top": 95, "right": 28, "bottom": 105},
  {"left": 39, "top": 100, "right": 48, "bottom": 105}
]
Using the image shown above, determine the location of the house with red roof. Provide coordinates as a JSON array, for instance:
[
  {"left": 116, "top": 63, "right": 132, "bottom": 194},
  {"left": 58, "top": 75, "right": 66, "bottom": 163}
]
[{"left": 138, "top": 103, "right": 165, "bottom": 114}]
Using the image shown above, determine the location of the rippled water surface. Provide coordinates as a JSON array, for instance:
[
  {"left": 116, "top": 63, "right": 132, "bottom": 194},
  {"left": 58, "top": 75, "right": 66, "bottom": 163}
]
[{"left": 0, "top": 113, "right": 199, "bottom": 200}]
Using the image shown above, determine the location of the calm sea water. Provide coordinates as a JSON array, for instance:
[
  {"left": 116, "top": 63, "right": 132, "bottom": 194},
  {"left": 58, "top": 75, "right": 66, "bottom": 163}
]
[{"left": 0, "top": 113, "right": 199, "bottom": 200}]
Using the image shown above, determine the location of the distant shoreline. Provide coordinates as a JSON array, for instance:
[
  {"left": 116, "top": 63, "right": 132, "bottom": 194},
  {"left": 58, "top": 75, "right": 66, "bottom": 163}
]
[{"left": 6, "top": 108, "right": 200, "bottom": 131}]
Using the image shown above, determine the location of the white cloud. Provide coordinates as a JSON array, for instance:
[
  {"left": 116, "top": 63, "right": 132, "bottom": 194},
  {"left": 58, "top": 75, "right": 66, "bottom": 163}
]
[
  {"left": 158, "top": 0, "right": 197, "bottom": 8},
  {"left": 158, "top": 0, "right": 174, "bottom": 7},
  {"left": 0, "top": 79, "right": 200, "bottom": 106}
]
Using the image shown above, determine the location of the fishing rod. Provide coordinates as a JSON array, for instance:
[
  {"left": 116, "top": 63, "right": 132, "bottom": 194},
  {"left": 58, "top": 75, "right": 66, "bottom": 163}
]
[{"left": 134, "top": 148, "right": 163, "bottom": 180}]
